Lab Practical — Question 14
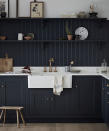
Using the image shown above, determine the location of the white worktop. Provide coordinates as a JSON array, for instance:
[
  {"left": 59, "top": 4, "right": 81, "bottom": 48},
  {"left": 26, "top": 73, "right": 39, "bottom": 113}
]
[{"left": 0, "top": 67, "right": 109, "bottom": 80}]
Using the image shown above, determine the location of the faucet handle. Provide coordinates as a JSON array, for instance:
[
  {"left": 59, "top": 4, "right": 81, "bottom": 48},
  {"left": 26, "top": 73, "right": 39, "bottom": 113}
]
[
  {"left": 44, "top": 66, "right": 47, "bottom": 72},
  {"left": 49, "top": 58, "right": 54, "bottom": 62},
  {"left": 54, "top": 67, "right": 57, "bottom": 72}
]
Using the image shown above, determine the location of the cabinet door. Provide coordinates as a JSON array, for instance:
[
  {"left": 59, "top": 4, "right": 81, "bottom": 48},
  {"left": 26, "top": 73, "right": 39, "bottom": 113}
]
[
  {"left": 54, "top": 91, "right": 70, "bottom": 117},
  {"left": 4, "top": 76, "right": 25, "bottom": 106},
  {"left": 29, "top": 89, "right": 55, "bottom": 117},
  {"left": 102, "top": 79, "right": 109, "bottom": 122},
  {"left": 73, "top": 76, "right": 102, "bottom": 118},
  {"left": 102, "top": 78, "right": 106, "bottom": 120},
  {"left": 0, "top": 76, "right": 28, "bottom": 119},
  {"left": 54, "top": 88, "right": 79, "bottom": 117},
  {"left": 0, "top": 77, "right": 5, "bottom": 106}
]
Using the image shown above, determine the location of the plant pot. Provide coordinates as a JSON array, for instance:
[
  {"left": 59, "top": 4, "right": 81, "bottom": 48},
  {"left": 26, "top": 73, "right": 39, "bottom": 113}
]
[
  {"left": 1, "top": 12, "right": 6, "bottom": 18},
  {"left": 67, "top": 35, "right": 73, "bottom": 40},
  {"left": 24, "top": 36, "right": 32, "bottom": 40}
]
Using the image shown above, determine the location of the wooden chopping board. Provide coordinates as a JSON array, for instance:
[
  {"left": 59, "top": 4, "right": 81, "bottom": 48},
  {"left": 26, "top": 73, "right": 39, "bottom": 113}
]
[{"left": 0, "top": 57, "right": 13, "bottom": 72}]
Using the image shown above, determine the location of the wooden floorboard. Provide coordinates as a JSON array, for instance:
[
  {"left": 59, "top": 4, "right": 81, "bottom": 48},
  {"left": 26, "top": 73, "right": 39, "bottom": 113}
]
[{"left": 0, "top": 123, "right": 108, "bottom": 131}]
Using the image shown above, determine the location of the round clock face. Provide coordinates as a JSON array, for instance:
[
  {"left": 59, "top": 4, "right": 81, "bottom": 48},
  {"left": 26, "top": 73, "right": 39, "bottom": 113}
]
[{"left": 75, "top": 27, "right": 88, "bottom": 40}]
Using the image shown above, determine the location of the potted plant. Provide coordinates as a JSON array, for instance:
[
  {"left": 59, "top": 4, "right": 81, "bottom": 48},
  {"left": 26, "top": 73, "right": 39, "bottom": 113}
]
[
  {"left": 24, "top": 33, "right": 34, "bottom": 40},
  {"left": 65, "top": 22, "right": 73, "bottom": 40}
]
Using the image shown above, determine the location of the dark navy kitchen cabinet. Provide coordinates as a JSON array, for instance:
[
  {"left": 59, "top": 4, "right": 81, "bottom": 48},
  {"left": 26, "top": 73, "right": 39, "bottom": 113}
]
[
  {"left": 54, "top": 89, "right": 79, "bottom": 118},
  {"left": 0, "top": 76, "right": 27, "bottom": 106},
  {"left": 0, "top": 77, "right": 5, "bottom": 106},
  {"left": 72, "top": 76, "right": 102, "bottom": 119},
  {"left": 102, "top": 78, "right": 109, "bottom": 123},
  {"left": 0, "top": 75, "right": 103, "bottom": 122},
  {"left": 29, "top": 88, "right": 80, "bottom": 119},
  {"left": 0, "top": 76, "right": 28, "bottom": 121},
  {"left": 28, "top": 89, "right": 55, "bottom": 117}
]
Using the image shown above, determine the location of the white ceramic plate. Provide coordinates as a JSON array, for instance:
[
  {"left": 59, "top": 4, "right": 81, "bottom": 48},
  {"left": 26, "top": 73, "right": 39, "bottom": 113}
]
[{"left": 75, "top": 27, "right": 88, "bottom": 40}]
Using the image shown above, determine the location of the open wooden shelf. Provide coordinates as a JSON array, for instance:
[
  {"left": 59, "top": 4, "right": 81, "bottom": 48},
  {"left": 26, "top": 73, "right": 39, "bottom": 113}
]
[{"left": 0, "top": 40, "right": 106, "bottom": 43}]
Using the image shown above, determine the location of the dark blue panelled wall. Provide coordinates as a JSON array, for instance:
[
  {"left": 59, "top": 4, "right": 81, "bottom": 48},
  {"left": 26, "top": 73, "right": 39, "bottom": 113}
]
[{"left": 0, "top": 18, "right": 109, "bottom": 66}]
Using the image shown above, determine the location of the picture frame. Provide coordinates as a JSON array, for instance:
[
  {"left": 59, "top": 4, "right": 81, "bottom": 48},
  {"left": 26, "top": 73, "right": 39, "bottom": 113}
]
[
  {"left": 30, "top": 1, "right": 44, "bottom": 18},
  {"left": 0, "top": 0, "right": 9, "bottom": 18}
]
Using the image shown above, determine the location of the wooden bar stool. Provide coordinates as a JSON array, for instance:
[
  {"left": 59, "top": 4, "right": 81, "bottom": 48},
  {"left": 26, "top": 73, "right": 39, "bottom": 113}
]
[{"left": 0, "top": 106, "right": 25, "bottom": 127}]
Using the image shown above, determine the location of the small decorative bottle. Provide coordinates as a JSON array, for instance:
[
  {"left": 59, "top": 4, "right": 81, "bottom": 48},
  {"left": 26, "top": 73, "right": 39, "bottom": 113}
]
[{"left": 101, "top": 59, "right": 107, "bottom": 73}]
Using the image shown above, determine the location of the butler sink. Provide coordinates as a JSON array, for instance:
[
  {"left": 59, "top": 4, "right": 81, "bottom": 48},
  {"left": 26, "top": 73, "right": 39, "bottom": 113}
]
[
  {"left": 28, "top": 75, "right": 55, "bottom": 88},
  {"left": 28, "top": 72, "right": 72, "bottom": 89},
  {"left": 28, "top": 72, "right": 60, "bottom": 88}
]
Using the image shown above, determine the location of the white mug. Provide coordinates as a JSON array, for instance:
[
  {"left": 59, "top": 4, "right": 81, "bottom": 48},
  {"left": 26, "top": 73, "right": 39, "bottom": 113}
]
[{"left": 18, "top": 33, "right": 23, "bottom": 40}]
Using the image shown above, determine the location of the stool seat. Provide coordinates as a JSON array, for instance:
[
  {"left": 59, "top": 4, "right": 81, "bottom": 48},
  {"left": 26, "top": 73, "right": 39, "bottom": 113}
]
[
  {"left": 0, "top": 106, "right": 25, "bottom": 127},
  {"left": 0, "top": 106, "right": 24, "bottom": 110}
]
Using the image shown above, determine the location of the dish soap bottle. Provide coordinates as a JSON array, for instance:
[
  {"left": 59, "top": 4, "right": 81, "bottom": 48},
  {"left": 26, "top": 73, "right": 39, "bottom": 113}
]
[{"left": 101, "top": 59, "right": 107, "bottom": 73}]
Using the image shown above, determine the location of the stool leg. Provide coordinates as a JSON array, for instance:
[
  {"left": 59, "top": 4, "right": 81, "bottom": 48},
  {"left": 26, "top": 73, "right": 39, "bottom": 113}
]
[
  {"left": 0, "top": 110, "right": 4, "bottom": 120},
  {"left": 16, "top": 110, "right": 20, "bottom": 128},
  {"left": 19, "top": 110, "right": 25, "bottom": 126},
  {"left": 3, "top": 109, "right": 6, "bottom": 126}
]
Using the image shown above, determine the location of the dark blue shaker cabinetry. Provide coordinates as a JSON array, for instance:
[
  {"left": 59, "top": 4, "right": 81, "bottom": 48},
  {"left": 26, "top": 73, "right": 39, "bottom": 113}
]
[
  {"left": 28, "top": 89, "right": 55, "bottom": 117},
  {"left": 0, "top": 75, "right": 103, "bottom": 122},
  {"left": 72, "top": 76, "right": 102, "bottom": 119},
  {"left": 0, "top": 76, "right": 28, "bottom": 121},
  {"left": 0, "top": 77, "right": 5, "bottom": 106},
  {"left": 28, "top": 76, "right": 102, "bottom": 122},
  {"left": 102, "top": 78, "right": 109, "bottom": 123}
]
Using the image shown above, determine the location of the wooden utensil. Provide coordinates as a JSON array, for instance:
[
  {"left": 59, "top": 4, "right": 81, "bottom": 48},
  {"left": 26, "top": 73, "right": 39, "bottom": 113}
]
[{"left": 0, "top": 54, "right": 13, "bottom": 72}]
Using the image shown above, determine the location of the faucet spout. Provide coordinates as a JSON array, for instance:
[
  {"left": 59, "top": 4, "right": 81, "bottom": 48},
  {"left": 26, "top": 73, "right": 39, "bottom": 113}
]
[{"left": 49, "top": 58, "right": 54, "bottom": 72}]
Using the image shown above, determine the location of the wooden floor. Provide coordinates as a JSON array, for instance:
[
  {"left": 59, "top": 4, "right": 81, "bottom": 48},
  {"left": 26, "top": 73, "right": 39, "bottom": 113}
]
[{"left": 0, "top": 123, "right": 108, "bottom": 131}]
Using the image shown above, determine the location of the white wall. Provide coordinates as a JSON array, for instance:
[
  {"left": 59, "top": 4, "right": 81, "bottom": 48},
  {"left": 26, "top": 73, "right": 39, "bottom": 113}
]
[{"left": 9, "top": 0, "right": 109, "bottom": 19}]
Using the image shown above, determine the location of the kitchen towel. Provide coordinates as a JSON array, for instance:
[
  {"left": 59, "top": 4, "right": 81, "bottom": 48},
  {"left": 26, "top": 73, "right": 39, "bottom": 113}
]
[{"left": 53, "top": 74, "right": 63, "bottom": 96}]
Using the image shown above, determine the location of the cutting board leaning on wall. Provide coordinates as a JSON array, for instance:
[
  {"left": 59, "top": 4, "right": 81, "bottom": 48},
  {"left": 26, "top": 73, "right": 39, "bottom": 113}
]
[{"left": 0, "top": 54, "right": 13, "bottom": 72}]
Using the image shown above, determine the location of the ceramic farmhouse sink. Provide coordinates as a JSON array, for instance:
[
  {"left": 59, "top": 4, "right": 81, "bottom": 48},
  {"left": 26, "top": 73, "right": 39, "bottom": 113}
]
[
  {"left": 28, "top": 72, "right": 72, "bottom": 89},
  {"left": 28, "top": 75, "right": 55, "bottom": 88}
]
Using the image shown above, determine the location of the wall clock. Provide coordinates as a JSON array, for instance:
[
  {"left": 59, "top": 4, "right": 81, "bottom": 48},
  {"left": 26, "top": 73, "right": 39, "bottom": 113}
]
[{"left": 75, "top": 27, "right": 88, "bottom": 40}]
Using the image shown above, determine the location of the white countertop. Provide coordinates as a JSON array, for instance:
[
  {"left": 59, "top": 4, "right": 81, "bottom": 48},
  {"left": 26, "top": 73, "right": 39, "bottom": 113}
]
[{"left": 0, "top": 67, "right": 109, "bottom": 80}]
